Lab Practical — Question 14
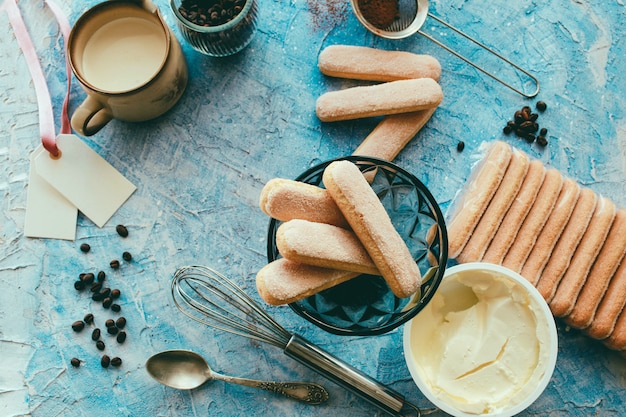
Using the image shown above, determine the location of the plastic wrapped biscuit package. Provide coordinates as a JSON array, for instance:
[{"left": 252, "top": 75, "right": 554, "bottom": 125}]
[{"left": 447, "top": 140, "right": 626, "bottom": 353}]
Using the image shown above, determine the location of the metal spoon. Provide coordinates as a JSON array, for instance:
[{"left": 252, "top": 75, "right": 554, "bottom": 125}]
[{"left": 145, "top": 349, "right": 329, "bottom": 404}]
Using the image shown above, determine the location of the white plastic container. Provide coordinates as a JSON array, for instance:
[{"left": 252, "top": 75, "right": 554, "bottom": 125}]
[{"left": 403, "top": 262, "right": 558, "bottom": 416}]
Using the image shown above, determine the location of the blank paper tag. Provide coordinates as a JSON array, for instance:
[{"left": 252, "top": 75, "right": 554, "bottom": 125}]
[
  {"left": 24, "top": 145, "right": 78, "bottom": 240},
  {"left": 34, "top": 134, "right": 136, "bottom": 227}
]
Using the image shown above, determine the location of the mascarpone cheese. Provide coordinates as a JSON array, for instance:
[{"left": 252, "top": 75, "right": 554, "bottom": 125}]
[{"left": 408, "top": 267, "right": 553, "bottom": 415}]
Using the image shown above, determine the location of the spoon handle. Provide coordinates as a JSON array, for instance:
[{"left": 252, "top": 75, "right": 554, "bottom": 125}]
[{"left": 214, "top": 373, "right": 329, "bottom": 404}]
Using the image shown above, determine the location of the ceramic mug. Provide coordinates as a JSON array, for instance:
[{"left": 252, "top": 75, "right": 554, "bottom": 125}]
[{"left": 68, "top": 0, "right": 188, "bottom": 136}]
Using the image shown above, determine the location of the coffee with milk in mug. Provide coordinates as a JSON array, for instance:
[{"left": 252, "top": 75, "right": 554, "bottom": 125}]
[
  {"left": 81, "top": 17, "right": 167, "bottom": 92},
  {"left": 68, "top": 1, "right": 188, "bottom": 136}
]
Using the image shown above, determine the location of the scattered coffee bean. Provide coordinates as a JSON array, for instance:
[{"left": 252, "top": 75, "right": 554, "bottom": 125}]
[
  {"left": 521, "top": 106, "right": 531, "bottom": 120},
  {"left": 92, "top": 328, "right": 101, "bottom": 341},
  {"left": 536, "top": 101, "right": 547, "bottom": 111},
  {"left": 81, "top": 272, "right": 95, "bottom": 285},
  {"left": 456, "top": 141, "right": 465, "bottom": 152},
  {"left": 90, "top": 282, "right": 103, "bottom": 293},
  {"left": 116, "top": 224, "right": 129, "bottom": 238},
  {"left": 519, "top": 120, "right": 536, "bottom": 132},
  {"left": 115, "top": 317, "right": 126, "bottom": 329},
  {"left": 540, "top": 127, "right": 548, "bottom": 136},
  {"left": 503, "top": 102, "right": 550, "bottom": 146},
  {"left": 537, "top": 136, "right": 548, "bottom": 146},
  {"left": 101, "top": 355, "right": 111, "bottom": 368},
  {"left": 68, "top": 224, "right": 136, "bottom": 371}
]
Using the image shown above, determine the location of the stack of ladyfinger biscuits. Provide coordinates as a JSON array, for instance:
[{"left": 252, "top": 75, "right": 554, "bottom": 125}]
[
  {"left": 316, "top": 45, "right": 443, "bottom": 161},
  {"left": 447, "top": 140, "right": 626, "bottom": 354},
  {"left": 254, "top": 46, "right": 442, "bottom": 306},
  {"left": 256, "top": 160, "right": 422, "bottom": 306}
]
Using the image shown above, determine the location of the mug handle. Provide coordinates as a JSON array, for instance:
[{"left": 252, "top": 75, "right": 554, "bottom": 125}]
[{"left": 70, "top": 95, "right": 113, "bottom": 136}]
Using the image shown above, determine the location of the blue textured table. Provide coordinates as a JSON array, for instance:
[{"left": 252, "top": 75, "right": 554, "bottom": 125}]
[{"left": 1, "top": 0, "right": 625, "bottom": 416}]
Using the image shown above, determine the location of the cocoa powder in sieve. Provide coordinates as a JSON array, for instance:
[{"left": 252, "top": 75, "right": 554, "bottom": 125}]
[{"left": 358, "top": 0, "right": 398, "bottom": 29}]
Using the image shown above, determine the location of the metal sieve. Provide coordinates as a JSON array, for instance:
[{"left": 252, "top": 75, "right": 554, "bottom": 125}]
[{"left": 350, "top": 0, "right": 540, "bottom": 98}]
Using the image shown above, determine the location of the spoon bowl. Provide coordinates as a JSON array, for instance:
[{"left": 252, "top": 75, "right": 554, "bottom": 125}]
[
  {"left": 146, "top": 349, "right": 211, "bottom": 390},
  {"left": 146, "top": 349, "right": 329, "bottom": 404}
]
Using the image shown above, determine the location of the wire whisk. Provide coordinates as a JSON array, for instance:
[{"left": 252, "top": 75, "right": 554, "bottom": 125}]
[
  {"left": 172, "top": 265, "right": 291, "bottom": 347},
  {"left": 171, "top": 265, "right": 431, "bottom": 417}
]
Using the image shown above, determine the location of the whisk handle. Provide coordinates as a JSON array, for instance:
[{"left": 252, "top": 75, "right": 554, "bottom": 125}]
[{"left": 284, "top": 334, "right": 420, "bottom": 416}]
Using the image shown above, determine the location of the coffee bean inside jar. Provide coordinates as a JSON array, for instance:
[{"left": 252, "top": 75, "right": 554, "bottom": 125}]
[
  {"left": 171, "top": 0, "right": 259, "bottom": 57},
  {"left": 178, "top": 0, "right": 246, "bottom": 26}
]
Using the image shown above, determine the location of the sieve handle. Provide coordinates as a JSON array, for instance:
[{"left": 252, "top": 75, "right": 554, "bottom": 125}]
[{"left": 284, "top": 334, "right": 422, "bottom": 416}]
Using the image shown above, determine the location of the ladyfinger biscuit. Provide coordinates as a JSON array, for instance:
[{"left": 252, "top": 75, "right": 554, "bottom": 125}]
[
  {"left": 482, "top": 159, "right": 545, "bottom": 265},
  {"left": 603, "top": 307, "right": 626, "bottom": 351},
  {"left": 323, "top": 160, "right": 421, "bottom": 298},
  {"left": 256, "top": 258, "right": 359, "bottom": 306},
  {"left": 536, "top": 187, "right": 597, "bottom": 302},
  {"left": 276, "top": 219, "right": 379, "bottom": 275},
  {"left": 259, "top": 178, "right": 348, "bottom": 228},
  {"left": 586, "top": 258, "right": 626, "bottom": 340},
  {"left": 456, "top": 148, "right": 529, "bottom": 263},
  {"left": 352, "top": 108, "right": 437, "bottom": 161},
  {"left": 520, "top": 178, "right": 581, "bottom": 285},
  {"left": 501, "top": 168, "right": 564, "bottom": 273},
  {"left": 315, "top": 78, "right": 443, "bottom": 122},
  {"left": 565, "top": 209, "right": 626, "bottom": 329},
  {"left": 318, "top": 45, "right": 442, "bottom": 82},
  {"left": 549, "top": 196, "right": 615, "bottom": 317},
  {"left": 447, "top": 141, "right": 513, "bottom": 259}
]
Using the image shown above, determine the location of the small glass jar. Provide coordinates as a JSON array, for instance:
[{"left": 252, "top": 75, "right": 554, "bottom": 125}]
[{"left": 170, "top": 0, "right": 258, "bottom": 57}]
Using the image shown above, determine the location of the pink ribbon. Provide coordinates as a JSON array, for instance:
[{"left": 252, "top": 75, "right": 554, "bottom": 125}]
[{"left": 2, "top": 0, "right": 72, "bottom": 156}]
